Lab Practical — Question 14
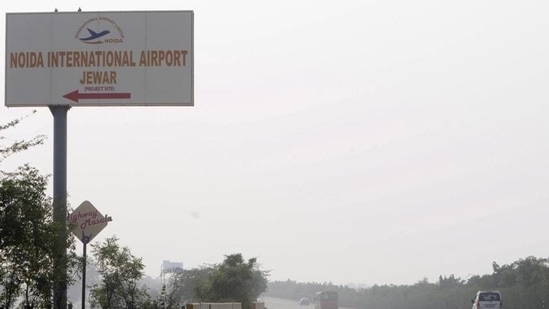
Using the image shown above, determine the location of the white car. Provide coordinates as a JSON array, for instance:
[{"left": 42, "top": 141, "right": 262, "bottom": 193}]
[{"left": 472, "top": 291, "right": 503, "bottom": 309}]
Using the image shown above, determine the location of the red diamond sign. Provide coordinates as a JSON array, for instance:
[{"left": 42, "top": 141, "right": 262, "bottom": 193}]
[{"left": 68, "top": 200, "right": 112, "bottom": 244}]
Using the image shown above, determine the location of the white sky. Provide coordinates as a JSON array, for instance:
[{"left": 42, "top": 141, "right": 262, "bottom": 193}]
[{"left": 2, "top": 0, "right": 549, "bottom": 287}]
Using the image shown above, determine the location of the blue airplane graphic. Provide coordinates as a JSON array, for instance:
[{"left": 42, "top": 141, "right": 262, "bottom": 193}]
[{"left": 80, "top": 28, "right": 110, "bottom": 42}]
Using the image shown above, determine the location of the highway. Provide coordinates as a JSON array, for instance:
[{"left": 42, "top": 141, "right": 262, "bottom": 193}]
[{"left": 262, "top": 297, "right": 354, "bottom": 309}]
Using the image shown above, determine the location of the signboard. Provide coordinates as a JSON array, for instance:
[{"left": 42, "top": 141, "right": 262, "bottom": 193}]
[
  {"left": 68, "top": 200, "right": 112, "bottom": 244},
  {"left": 5, "top": 11, "right": 193, "bottom": 107},
  {"left": 162, "top": 260, "right": 183, "bottom": 272}
]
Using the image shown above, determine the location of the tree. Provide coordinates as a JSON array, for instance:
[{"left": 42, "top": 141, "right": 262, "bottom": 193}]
[
  {"left": 0, "top": 113, "right": 81, "bottom": 309},
  {"left": 89, "top": 236, "right": 151, "bottom": 309},
  {"left": 266, "top": 255, "right": 549, "bottom": 309},
  {"left": 0, "top": 112, "right": 85, "bottom": 309},
  {"left": 163, "top": 267, "right": 213, "bottom": 307},
  {"left": 203, "top": 254, "right": 268, "bottom": 309},
  {"left": 0, "top": 164, "right": 80, "bottom": 309},
  {"left": 0, "top": 111, "right": 45, "bottom": 167},
  {"left": 163, "top": 254, "right": 269, "bottom": 309}
]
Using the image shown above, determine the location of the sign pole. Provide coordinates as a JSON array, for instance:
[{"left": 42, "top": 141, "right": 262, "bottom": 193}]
[
  {"left": 82, "top": 238, "right": 88, "bottom": 309},
  {"left": 50, "top": 105, "right": 70, "bottom": 309}
]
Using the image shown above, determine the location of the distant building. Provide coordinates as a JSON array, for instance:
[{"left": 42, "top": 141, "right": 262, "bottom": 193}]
[{"left": 161, "top": 260, "right": 183, "bottom": 275}]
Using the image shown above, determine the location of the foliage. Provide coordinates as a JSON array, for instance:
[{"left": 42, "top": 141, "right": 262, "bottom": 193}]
[
  {"left": 0, "top": 113, "right": 80, "bottom": 309},
  {"left": 89, "top": 236, "right": 149, "bottom": 309},
  {"left": 0, "top": 164, "right": 79, "bottom": 309},
  {"left": 208, "top": 254, "right": 268, "bottom": 309},
  {"left": 266, "top": 256, "right": 549, "bottom": 309},
  {"left": 163, "top": 254, "right": 269, "bottom": 309},
  {"left": 161, "top": 267, "right": 212, "bottom": 307},
  {"left": 0, "top": 111, "right": 45, "bottom": 167}
]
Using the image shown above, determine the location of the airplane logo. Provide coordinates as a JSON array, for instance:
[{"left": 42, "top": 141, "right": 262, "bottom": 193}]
[
  {"left": 75, "top": 17, "right": 124, "bottom": 44},
  {"left": 79, "top": 28, "right": 111, "bottom": 44}
]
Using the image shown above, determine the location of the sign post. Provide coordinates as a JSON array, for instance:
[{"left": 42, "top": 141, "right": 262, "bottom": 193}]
[
  {"left": 68, "top": 200, "right": 112, "bottom": 309},
  {"left": 50, "top": 105, "right": 70, "bottom": 309}
]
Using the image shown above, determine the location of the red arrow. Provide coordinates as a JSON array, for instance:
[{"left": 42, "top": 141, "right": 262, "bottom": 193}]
[{"left": 63, "top": 90, "right": 131, "bottom": 103}]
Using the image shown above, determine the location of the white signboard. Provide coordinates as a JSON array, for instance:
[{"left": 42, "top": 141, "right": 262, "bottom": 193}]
[
  {"left": 68, "top": 200, "right": 112, "bottom": 244},
  {"left": 5, "top": 11, "right": 193, "bottom": 107},
  {"left": 162, "top": 260, "right": 183, "bottom": 272}
]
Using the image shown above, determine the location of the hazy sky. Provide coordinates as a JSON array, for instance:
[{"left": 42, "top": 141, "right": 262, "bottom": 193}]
[{"left": 2, "top": 0, "right": 549, "bottom": 287}]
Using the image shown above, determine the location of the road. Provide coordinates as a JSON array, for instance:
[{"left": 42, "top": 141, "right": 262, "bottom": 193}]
[{"left": 262, "top": 297, "right": 354, "bottom": 309}]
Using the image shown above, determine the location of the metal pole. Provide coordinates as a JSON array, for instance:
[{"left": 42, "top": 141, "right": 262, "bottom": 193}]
[
  {"left": 50, "top": 105, "right": 70, "bottom": 309},
  {"left": 82, "top": 241, "right": 87, "bottom": 309}
]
